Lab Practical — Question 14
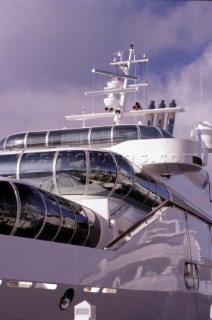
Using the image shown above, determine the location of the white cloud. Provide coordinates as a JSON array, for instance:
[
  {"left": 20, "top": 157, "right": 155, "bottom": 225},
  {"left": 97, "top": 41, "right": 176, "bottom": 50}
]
[{"left": 0, "top": 85, "right": 89, "bottom": 137}]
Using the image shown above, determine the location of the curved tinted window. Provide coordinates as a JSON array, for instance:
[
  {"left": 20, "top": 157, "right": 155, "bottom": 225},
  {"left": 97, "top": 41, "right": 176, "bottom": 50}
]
[
  {"left": 126, "top": 171, "right": 150, "bottom": 210},
  {"left": 0, "top": 154, "right": 19, "bottom": 178},
  {"left": 139, "top": 126, "right": 161, "bottom": 139},
  {"left": 0, "top": 181, "right": 17, "bottom": 235},
  {"left": 56, "top": 150, "right": 86, "bottom": 195},
  {"left": 48, "top": 130, "right": 63, "bottom": 147},
  {"left": 160, "top": 129, "right": 172, "bottom": 138},
  {"left": 146, "top": 176, "right": 158, "bottom": 207},
  {"left": 83, "top": 207, "right": 100, "bottom": 248},
  {"left": 54, "top": 129, "right": 89, "bottom": 147},
  {"left": 14, "top": 184, "right": 45, "bottom": 238},
  {"left": 5, "top": 133, "right": 26, "bottom": 149},
  {"left": 54, "top": 197, "right": 77, "bottom": 244},
  {"left": 156, "top": 182, "right": 169, "bottom": 204},
  {"left": 37, "top": 190, "right": 61, "bottom": 241},
  {"left": 90, "top": 127, "right": 111, "bottom": 147},
  {"left": 70, "top": 203, "right": 89, "bottom": 246},
  {"left": 113, "top": 125, "right": 138, "bottom": 144},
  {"left": 19, "top": 152, "right": 55, "bottom": 189},
  {"left": 26, "top": 132, "right": 47, "bottom": 148},
  {"left": 0, "top": 138, "right": 5, "bottom": 150},
  {"left": 112, "top": 154, "right": 134, "bottom": 199},
  {"left": 88, "top": 151, "right": 117, "bottom": 196}
]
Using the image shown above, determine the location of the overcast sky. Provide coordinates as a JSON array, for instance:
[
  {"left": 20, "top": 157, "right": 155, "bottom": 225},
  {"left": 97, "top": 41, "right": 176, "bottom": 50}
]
[{"left": 0, "top": 0, "right": 212, "bottom": 139}]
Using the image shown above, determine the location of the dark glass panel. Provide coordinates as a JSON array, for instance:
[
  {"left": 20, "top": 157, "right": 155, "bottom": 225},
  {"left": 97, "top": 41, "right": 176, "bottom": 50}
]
[
  {"left": 0, "top": 154, "right": 19, "bottom": 178},
  {"left": 26, "top": 131, "right": 47, "bottom": 148},
  {"left": 5, "top": 133, "right": 26, "bottom": 149},
  {"left": 48, "top": 130, "right": 63, "bottom": 147},
  {"left": 0, "top": 181, "right": 17, "bottom": 235},
  {"left": 87, "top": 151, "right": 116, "bottom": 196},
  {"left": 54, "top": 197, "right": 77, "bottom": 244},
  {"left": 112, "top": 154, "right": 134, "bottom": 199},
  {"left": 90, "top": 126, "right": 111, "bottom": 147},
  {"left": 113, "top": 125, "right": 138, "bottom": 144},
  {"left": 139, "top": 126, "right": 161, "bottom": 139},
  {"left": 146, "top": 176, "right": 158, "bottom": 207},
  {"left": 160, "top": 129, "right": 173, "bottom": 138},
  {"left": 126, "top": 171, "right": 150, "bottom": 210},
  {"left": 70, "top": 203, "right": 89, "bottom": 246},
  {"left": 156, "top": 182, "right": 169, "bottom": 204},
  {"left": 83, "top": 207, "right": 100, "bottom": 248},
  {"left": 14, "top": 183, "right": 45, "bottom": 238},
  {"left": 19, "top": 151, "right": 55, "bottom": 189},
  {"left": 59, "top": 128, "right": 89, "bottom": 147},
  {"left": 37, "top": 190, "right": 61, "bottom": 241},
  {"left": 0, "top": 138, "right": 6, "bottom": 150},
  {"left": 56, "top": 150, "right": 86, "bottom": 195}
]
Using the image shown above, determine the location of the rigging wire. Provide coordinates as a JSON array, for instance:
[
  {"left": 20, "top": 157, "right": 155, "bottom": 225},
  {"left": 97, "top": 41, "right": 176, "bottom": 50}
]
[
  {"left": 200, "top": 61, "right": 203, "bottom": 122},
  {"left": 92, "top": 65, "right": 95, "bottom": 114}
]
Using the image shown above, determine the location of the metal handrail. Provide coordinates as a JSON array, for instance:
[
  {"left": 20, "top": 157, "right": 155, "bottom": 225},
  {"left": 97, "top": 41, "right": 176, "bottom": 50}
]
[{"left": 104, "top": 199, "right": 169, "bottom": 249}]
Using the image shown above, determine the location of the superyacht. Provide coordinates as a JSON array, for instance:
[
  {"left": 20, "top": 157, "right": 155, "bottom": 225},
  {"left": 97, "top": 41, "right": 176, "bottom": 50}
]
[{"left": 0, "top": 44, "right": 212, "bottom": 319}]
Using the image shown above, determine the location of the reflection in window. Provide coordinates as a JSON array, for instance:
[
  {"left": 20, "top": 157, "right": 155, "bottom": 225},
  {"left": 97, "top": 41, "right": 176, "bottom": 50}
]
[
  {"left": 48, "top": 130, "right": 63, "bottom": 147},
  {"left": 0, "top": 138, "right": 5, "bottom": 150},
  {"left": 146, "top": 177, "right": 157, "bottom": 206},
  {"left": 126, "top": 171, "right": 150, "bottom": 210},
  {"left": 0, "top": 181, "right": 17, "bottom": 235},
  {"left": 20, "top": 152, "right": 55, "bottom": 188},
  {"left": 56, "top": 151, "right": 86, "bottom": 195},
  {"left": 88, "top": 151, "right": 116, "bottom": 196},
  {"left": 113, "top": 125, "right": 138, "bottom": 144},
  {"left": 5, "top": 133, "right": 26, "bottom": 149},
  {"left": 187, "top": 214, "right": 210, "bottom": 264},
  {"left": 0, "top": 154, "right": 19, "bottom": 178},
  {"left": 83, "top": 207, "right": 100, "bottom": 248},
  {"left": 139, "top": 126, "right": 161, "bottom": 139},
  {"left": 37, "top": 190, "right": 61, "bottom": 241},
  {"left": 26, "top": 132, "right": 47, "bottom": 148},
  {"left": 54, "top": 197, "right": 76, "bottom": 244},
  {"left": 184, "top": 262, "right": 199, "bottom": 291},
  {"left": 156, "top": 183, "right": 169, "bottom": 203},
  {"left": 14, "top": 184, "right": 45, "bottom": 238},
  {"left": 71, "top": 205, "right": 89, "bottom": 245},
  {"left": 90, "top": 127, "right": 111, "bottom": 147},
  {"left": 112, "top": 154, "right": 134, "bottom": 199},
  {"left": 62, "top": 129, "right": 89, "bottom": 146}
]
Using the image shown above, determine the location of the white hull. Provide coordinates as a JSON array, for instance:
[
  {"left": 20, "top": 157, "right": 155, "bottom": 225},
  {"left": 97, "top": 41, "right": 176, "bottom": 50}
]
[{"left": 0, "top": 204, "right": 212, "bottom": 319}]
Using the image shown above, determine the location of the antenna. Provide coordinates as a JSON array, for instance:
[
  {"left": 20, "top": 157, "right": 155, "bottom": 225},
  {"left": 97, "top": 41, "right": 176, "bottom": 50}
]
[{"left": 92, "top": 68, "right": 138, "bottom": 80}]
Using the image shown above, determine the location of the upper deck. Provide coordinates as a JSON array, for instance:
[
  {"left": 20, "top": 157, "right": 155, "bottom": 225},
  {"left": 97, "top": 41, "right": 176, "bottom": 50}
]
[{"left": 0, "top": 124, "right": 172, "bottom": 151}]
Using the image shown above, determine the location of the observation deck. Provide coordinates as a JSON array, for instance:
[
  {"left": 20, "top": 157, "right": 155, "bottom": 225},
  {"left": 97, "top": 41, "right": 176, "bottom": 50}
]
[{"left": 0, "top": 124, "right": 172, "bottom": 151}]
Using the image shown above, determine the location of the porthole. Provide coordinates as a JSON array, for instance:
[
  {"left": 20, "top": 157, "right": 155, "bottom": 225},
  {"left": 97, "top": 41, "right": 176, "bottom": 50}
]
[{"left": 60, "top": 288, "right": 74, "bottom": 310}]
